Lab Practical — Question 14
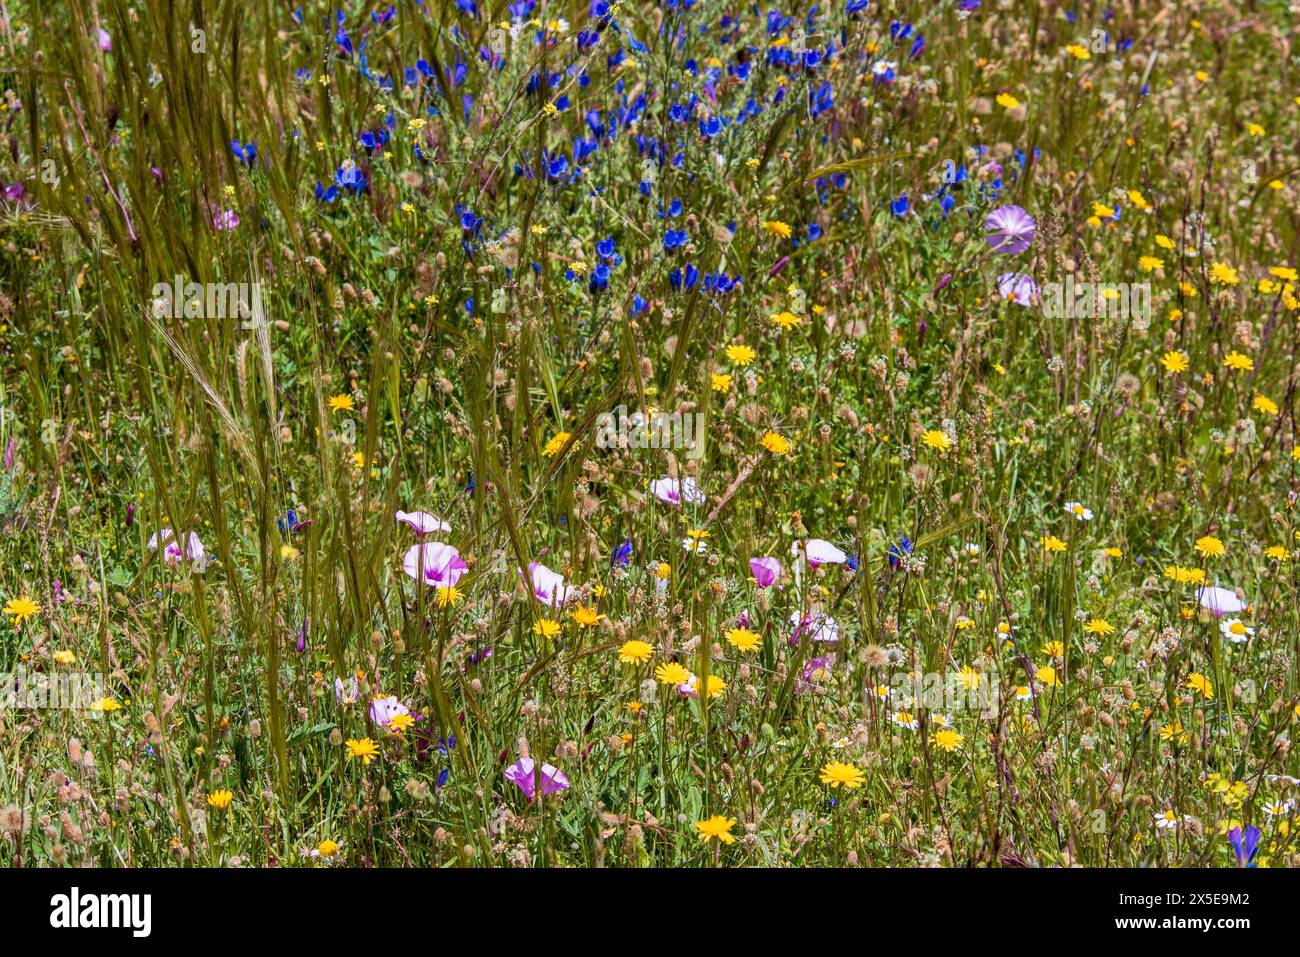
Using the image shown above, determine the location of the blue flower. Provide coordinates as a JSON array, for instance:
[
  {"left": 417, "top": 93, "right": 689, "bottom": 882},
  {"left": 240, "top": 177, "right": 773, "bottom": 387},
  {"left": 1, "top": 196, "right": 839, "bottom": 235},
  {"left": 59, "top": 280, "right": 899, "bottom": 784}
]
[{"left": 1228, "top": 826, "right": 1261, "bottom": 867}]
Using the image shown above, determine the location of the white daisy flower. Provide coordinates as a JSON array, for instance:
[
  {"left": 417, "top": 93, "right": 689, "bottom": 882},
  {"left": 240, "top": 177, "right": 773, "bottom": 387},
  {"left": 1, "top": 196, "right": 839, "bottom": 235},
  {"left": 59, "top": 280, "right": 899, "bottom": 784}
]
[
  {"left": 1219, "top": 618, "right": 1254, "bottom": 643},
  {"left": 1064, "top": 501, "right": 1094, "bottom": 521}
]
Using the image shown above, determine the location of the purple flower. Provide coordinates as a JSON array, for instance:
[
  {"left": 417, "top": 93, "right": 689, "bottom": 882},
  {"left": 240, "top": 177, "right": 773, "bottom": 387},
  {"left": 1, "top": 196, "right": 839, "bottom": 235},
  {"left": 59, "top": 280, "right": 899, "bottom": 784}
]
[
  {"left": 997, "top": 272, "right": 1039, "bottom": 307},
  {"left": 3, "top": 437, "right": 14, "bottom": 470},
  {"left": 504, "top": 757, "right": 570, "bottom": 801},
  {"left": 401, "top": 542, "right": 468, "bottom": 588},
  {"left": 97, "top": 28, "right": 112, "bottom": 51},
  {"left": 985, "top": 205, "right": 1036, "bottom": 254},
  {"left": 749, "top": 556, "right": 782, "bottom": 587},
  {"left": 297, "top": 617, "right": 309, "bottom": 654}
]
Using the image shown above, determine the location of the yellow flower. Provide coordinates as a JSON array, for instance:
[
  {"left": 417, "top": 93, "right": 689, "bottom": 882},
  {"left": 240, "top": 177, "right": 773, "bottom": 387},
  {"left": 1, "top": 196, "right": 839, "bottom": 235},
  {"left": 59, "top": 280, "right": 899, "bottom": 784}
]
[
  {"left": 436, "top": 585, "right": 463, "bottom": 608},
  {"left": 1265, "top": 545, "right": 1287, "bottom": 561},
  {"left": 701, "top": 674, "right": 726, "bottom": 698},
  {"left": 317, "top": 839, "right": 340, "bottom": 858},
  {"left": 1269, "top": 266, "right": 1298, "bottom": 282},
  {"left": 328, "top": 393, "right": 355, "bottom": 413},
  {"left": 280, "top": 544, "right": 300, "bottom": 560},
  {"left": 533, "top": 618, "right": 562, "bottom": 639},
  {"left": 1035, "top": 665, "right": 1060, "bottom": 686},
  {"left": 1223, "top": 351, "right": 1254, "bottom": 372},
  {"left": 921, "top": 429, "right": 952, "bottom": 452},
  {"left": 92, "top": 697, "right": 121, "bottom": 713},
  {"left": 571, "top": 605, "right": 606, "bottom": 628},
  {"left": 1210, "top": 262, "right": 1240, "bottom": 286},
  {"left": 207, "top": 789, "right": 234, "bottom": 810},
  {"left": 725, "top": 627, "right": 760, "bottom": 653},
  {"left": 1064, "top": 44, "right": 1091, "bottom": 60},
  {"left": 693, "top": 815, "right": 737, "bottom": 844},
  {"left": 761, "top": 220, "right": 792, "bottom": 239},
  {"left": 618, "top": 639, "right": 654, "bottom": 664},
  {"left": 1042, "top": 535, "right": 1066, "bottom": 553},
  {"left": 930, "top": 728, "right": 964, "bottom": 752},
  {"left": 387, "top": 713, "right": 415, "bottom": 734},
  {"left": 655, "top": 661, "right": 691, "bottom": 685},
  {"left": 1195, "top": 535, "right": 1225, "bottom": 558},
  {"left": 995, "top": 92, "right": 1020, "bottom": 109},
  {"left": 725, "top": 344, "right": 756, "bottom": 366},
  {"left": 1164, "top": 564, "right": 1207, "bottom": 585},
  {"left": 1155, "top": 234, "right": 1175, "bottom": 250},
  {"left": 1160, "top": 722, "right": 1187, "bottom": 744},
  {"left": 1253, "top": 395, "right": 1279, "bottom": 416},
  {"left": 1160, "top": 351, "right": 1189, "bottom": 374},
  {"left": 1103, "top": 547, "right": 1123, "bottom": 558},
  {"left": 760, "top": 431, "right": 791, "bottom": 455},
  {"left": 1186, "top": 672, "right": 1214, "bottom": 699},
  {"left": 710, "top": 373, "right": 732, "bottom": 393},
  {"left": 53, "top": 649, "right": 76, "bottom": 666},
  {"left": 3, "top": 597, "right": 39, "bottom": 624},
  {"left": 1042, "top": 640, "right": 1064, "bottom": 657},
  {"left": 346, "top": 737, "right": 380, "bottom": 764},
  {"left": 1083, "top": 618, "right": 1115, "bottom": 636},
  {"left": 1245, "top": 122, "right": 1265, "bottom": 138},
  {"left": 819, "top": 761, "right": 865, "bottom": 789},
  {"left": 542, "top": 431, "right": 571, "bottom": 457},
  {"left": 771, "top": 310, "right": 802, "bottom": 330},
  {"left": 1139, "top": 256, "right": 1164, "bottom": 272}
]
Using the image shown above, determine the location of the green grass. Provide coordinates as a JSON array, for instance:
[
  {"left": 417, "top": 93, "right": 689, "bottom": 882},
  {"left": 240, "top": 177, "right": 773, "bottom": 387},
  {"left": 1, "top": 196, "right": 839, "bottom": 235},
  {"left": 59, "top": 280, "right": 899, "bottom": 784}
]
[{"left": 0, "top": 0, "right": 1298, "bottom": 868}]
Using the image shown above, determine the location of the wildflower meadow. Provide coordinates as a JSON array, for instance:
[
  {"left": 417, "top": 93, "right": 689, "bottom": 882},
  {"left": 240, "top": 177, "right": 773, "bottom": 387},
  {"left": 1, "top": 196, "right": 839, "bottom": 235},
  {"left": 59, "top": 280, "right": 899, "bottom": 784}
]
[{"left": 2, "top": 0, "right": 1300, "bottom": 878}]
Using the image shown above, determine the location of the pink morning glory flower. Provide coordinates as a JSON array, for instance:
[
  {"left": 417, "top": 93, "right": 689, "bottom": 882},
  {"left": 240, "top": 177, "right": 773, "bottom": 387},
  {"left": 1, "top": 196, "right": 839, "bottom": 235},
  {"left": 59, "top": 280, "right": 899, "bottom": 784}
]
[
  {"left": 395, "top": 510, "right": 451, "bottom": 536},
  {"left": 649, "top": 476, "right": 706, "bottom": 507},
  {"left": 985, "top": 204, "right": 1036, "bottom": 254},
  {"left": 749, "top": 556, "right": 782, "bottom": 587},
  {"left": 798, "top": 538, "right": 847, "bottom": 568},
  {"left": 402, "top": 542, "right": 468, "bottom": 588},
  {"left": 1197, "top": 585, "right": 1246, "bottom": 617},
  {"left": 525, "top": 561, "right": 574, "bottom": 606},
  {"left": 997, "top": 272, "right": 1039, "bottom": 307},
  {"left": 147, "top": 528, "right": 205, "bottom": 566},
  {"left": 504, "top": 757, "right": 570, "bottom": 801},
  {"left": 370, "top": 695, "right": 410, "bottom": 727}
]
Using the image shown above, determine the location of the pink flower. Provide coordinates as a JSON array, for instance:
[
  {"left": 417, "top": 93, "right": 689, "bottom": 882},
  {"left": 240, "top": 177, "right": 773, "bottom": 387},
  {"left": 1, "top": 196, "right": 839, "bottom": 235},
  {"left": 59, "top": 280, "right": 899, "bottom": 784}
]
[
  {"left": 97, "top": 28, "right": 112, "bottom": 51},
  {"left": 395, "top": 510, "right": 451, "bottom": 536},
  {"left": 798, "top": 656, "right": 833, "bottom": 693},
  {"left": 789, "top": 609, "right": 839, "bottom": 644},
  {"left": 210, "top": 204, "right": 240, "bottom": 231},
  {"left": 402, "top": 542, "right": 468, "bottom": 588},
  {"left": 370, "top": 695, "right": 410, "bottom": 727},
  {"left": 1197, "top": 585, "right": 1246, "bottom": 617},
  {"left": 798, "top": 538, "right": 847, "bottom": 568},
  {"left": 334, "top": 676, "right": 360, "bottom": 704},
  {"left": 985, "top": 205, "right": 1036, "bottom": 254},
  {"left": 749, "top": 556, "right": 782, "bottom": 587},
  {"left": 504, "top": 757, "right": 570, "bottom": 801},
  {"left": 525, "top": 561, "right": 574, "bottom": 607},
  {"left": 147, "top": 528, "right": 205, "bottom": 566},
  {"left": 996, "top": 272, "right": 1039, "bottom": 307},
  {"left": 649, "top": 476, "right": 705, "bottom": 507}
]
